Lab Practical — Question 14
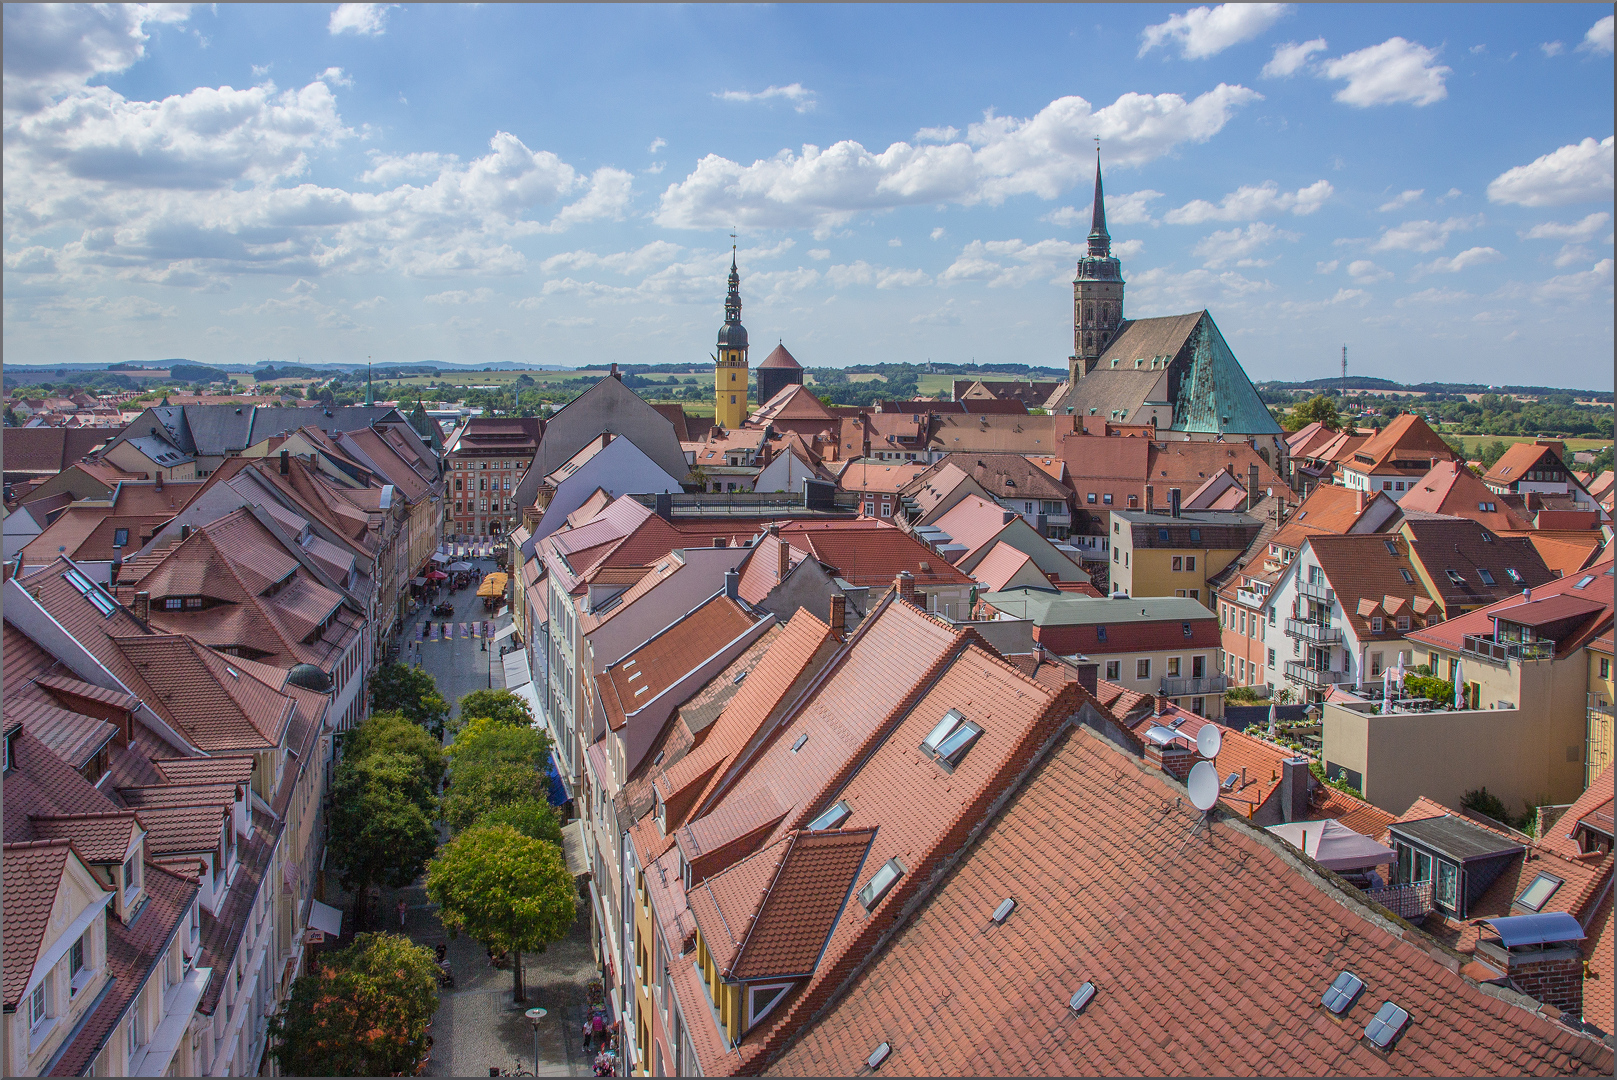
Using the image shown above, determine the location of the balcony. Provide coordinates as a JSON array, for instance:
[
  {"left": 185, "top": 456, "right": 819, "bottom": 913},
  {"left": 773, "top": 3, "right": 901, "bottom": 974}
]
[
  {"left": 1235, "top": 588, "right": 1268, "bottom": 609},
  {"left": 1159, "top": 675, "right": 1228, "bottom": 698},
  {"left": 1298, "top": 579, "right": 1335, "bottom": 603},
  {"left": 1460, "top": 634, "right": 1555, "bottom": 665},
  {"left": 1365, "top": 880, "right": 1433, "bottom": 921},
  {"left": 1285, "top": 618, "right": 1341, "bottom": 644},
  {"left": 1284, "top": 661, "right": 1352, "bottom": 688}
]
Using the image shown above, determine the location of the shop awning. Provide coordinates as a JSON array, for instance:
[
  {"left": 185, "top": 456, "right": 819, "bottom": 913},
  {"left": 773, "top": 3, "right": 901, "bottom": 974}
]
[
  {"left": 493, "top": 622, "right": 519, "bottom": 642},
  {"left": 561, "top": 820, "right": 591, "bottom": 879},
  {"left": 411, "top": 576, "right": 427, "bottom": 586},
  {"left": 308, "top": 899, "right": 344, "bottom": 939},
  {"left": 431, "top": 552, "right": 450, "bottom": 563}
]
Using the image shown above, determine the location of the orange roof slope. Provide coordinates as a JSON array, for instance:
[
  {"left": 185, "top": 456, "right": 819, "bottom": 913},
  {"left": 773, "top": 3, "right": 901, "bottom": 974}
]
[
  {"left": 780, "top": 519, "right": 973, "bottom": 589},
  {"left": 596, "top": 594, "right": 758, "bottom": 732},
  {"left": 1540, "top": 765, "right": 1615, "bottom": 861},
  {"left": 766, "top": 726, "right": 1615, "bottom": 1078},
  {"left": 1409, "top": 559, "right": 1613, "bottom": 659},
  {"left": 1402, "top": 461, "right": 1534, "bottom": 532},
  {"left": 1484, "top": 440, "right": 1565, "bottom": 487},
  {"left": 1348, "top": 414, "right": 1459, "bottom": 473}
]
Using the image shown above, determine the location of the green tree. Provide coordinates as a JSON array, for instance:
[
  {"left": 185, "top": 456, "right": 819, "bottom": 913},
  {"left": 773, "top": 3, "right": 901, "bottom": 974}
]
[
  {"left": 370, "top": 662, "right": 450, "bottom": 736},
  {"left": 1478, "top": 439, "right": 1511, "bottom": 471},
  {"left": 1283, "top": 394, "right": 1342, "bottom": 432},
  {"left": 478, "top": 798, "right": 565, "bottom": 847},
  {"left": 452, "top": 688, "right": 535, "bottom": 734},
  {"left": 442, "top": 759, "right": 545, "bottom": 832},
  {"left": 269, "top": 932, "right": 438, "bottom": 1077},
  {"left": 446, "top": 719, "right": 551, "bottom": 769},
  {"left": 347, "top": 711, "right": 447, "bottom": 793},
  {"left": 426, "top": 824, "right": 577, "bottom": 1002},
  {"left": 328, "top": 757, "right": 440, "bottom": 929}
]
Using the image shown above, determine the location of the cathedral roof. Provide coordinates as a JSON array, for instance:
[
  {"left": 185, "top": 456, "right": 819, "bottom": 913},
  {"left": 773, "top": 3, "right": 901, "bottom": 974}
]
[
  {"left": 758, "top": 344, "right": 802, "bottom": 370},
  {"left": 1064, "top": 369, "right": 1167, "bottom": 419},
  {"left": 1096, "top": 311, "right": 1205, "bottom": 368}
]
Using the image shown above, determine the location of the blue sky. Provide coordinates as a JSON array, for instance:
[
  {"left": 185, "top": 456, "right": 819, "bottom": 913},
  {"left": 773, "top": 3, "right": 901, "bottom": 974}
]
[{"left": 3, "top": 3, "right": 1613, "bottom": 388}]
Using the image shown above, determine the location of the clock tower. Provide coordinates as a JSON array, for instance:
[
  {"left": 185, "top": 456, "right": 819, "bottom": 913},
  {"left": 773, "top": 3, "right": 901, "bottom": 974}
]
[
  {"left": 713, "top": 246, "right": 750, "bottom": 429},
  {"left": 1070, "top": 153, "right": 1125, "bottom": 384}
]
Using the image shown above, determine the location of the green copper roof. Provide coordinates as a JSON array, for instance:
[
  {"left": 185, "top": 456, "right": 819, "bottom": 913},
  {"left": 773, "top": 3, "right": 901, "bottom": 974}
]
[{"left": 1171, "top": 313, "right": 1281, "bottom": 436}]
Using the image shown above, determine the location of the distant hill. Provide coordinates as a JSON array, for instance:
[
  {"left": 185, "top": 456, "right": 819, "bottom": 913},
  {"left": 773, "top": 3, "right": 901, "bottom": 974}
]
[{"left": 1259, "top": 377, "right": 1612, "bottom": 400}]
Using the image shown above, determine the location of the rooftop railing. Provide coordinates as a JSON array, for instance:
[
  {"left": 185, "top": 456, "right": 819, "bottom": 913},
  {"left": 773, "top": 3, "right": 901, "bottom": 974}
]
[
  {"left": 1460, "top": 634, "right": 1555, "bottom": 665},
  {"left": 1159, "top": 675, "right": 1229, "bottom": 698}
]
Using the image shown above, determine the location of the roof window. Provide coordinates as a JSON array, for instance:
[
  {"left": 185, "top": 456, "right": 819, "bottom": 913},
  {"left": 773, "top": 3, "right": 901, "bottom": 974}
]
[
  {"left": 1321, "top": 971, "right": 1364, "bottom": 1016},
  {"left": 1399, "top": 569, "right": 1414, "bottom": 584},
  {"left": 791, "top": 733, "right": 808, "bottom": 753},
  {"left": 921, "top": 709, "right": 982, "bottom": 767},
  {"left": 1068, "top": 981, "right": 1097, "bottom": 1014},
  {"left": 1479, "top": 529, "right": 1493, "bottom": 542},
  {"left": 1384, "top": 540, "right": 1398, "bottom": 556},
  {"left": 1158, "top": 528, "right": 1169, "bottom": 541},
  {"left": 1444, "top": 570, "right": 1465, "bottom": 585},
  {"left": 1505, "top": 568, "right": 1522, "bottom": 583},
  {"left": 1576, "top": 574, "right": 1595, "bottom": 589},
  {"left": 1514, "top": 872, "right": 1563, "bottom": 913},
  {"left": 1363, "top": 1001, "right": 1409, "bottom": 1050},
  {"left": 732, "top": 669, "right": 748, "bottom": 685},
  {"left": 63, "top": 567, "right": 117, "bottom": 617},
  {"left": 991, "top": 898, "right": 1016, "bottom": 924},
  {"left": 1096, "top": 625, "right": 1107, "bottom": 642},
  {"left": 1188, "top": 528, "right": 1201, "bottom": 542},
  {"left": 868, "top": 1042, "right": 891, "bottom": 1070},
  {"left": 922, "top": 710, "right": 966, "bottom": 755},
  {"left": 1477, "top": 569, "right": 1496, "bottom": 586},
  {"left": 858, "top": 858, "right": 904, "bottom": 911},
  {"left": 807, "top": 801, "right": 851, "bottom": 831}
]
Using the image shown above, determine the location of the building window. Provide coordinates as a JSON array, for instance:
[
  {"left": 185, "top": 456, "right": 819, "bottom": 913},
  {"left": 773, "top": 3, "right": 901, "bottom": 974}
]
[
  {"left": 1087, "top": 493, "right": 1097, "bottom": 504},
  {"left": 1371, "top": 617, "right": 1383, "bottom": 633},
  {"left": 1268, "top": 648, "right": 1276, "bottom": 668},
  {"left": 30, "top": 981, "right": 48, "bottom": 1032},
  {"left": 1602, "top": 658, "right": 1611, "bottom": 680},
  {"left": 1103, "top": 493, "right": 1113, "bottom": 505},
  {"left": 1172, "top": 557, "right": 1183, "bottom": 572},
  {"left": 1136, "top": 658, "right": 1150, "bottom": 680},
  {"left": 1105, "top": 660, "right": 1120, "bottom": 680},
  {"left": 1185, "top": 556, "right": 1196, "bottom": 572},
  {"left": 1167, "top": 657, "right": 1181, "bottom": 677}
]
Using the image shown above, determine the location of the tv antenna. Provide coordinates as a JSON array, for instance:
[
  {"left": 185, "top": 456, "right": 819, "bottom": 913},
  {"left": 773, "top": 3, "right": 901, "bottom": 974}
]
[{"left": 1340, "top": 345, "right": 1348, "bottom": 397}]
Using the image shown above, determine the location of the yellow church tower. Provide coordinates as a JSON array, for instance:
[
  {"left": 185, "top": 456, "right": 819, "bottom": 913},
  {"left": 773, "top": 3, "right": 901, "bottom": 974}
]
[{"left": 713, "top": 246, "right": 749, "bottom": 429}]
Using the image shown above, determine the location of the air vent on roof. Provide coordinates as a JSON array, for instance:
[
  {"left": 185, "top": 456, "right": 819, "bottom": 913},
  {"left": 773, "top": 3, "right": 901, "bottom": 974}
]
[
  {"left": 1363, "top": 1001, "right": 1409, "bottom": 1050},
  {"left": 991, "top": 898, "right": 1015, "bottom": 924},
  {"left": 791, "top": 733, "right": 808, "bottom": 753},
  {"left": 732, "top": 669, "right": 748, "bottom": 685},
  {"left": 1321, "top": 971, "right": 1363, "bottom": 1015},
  {"left": 867, "top": 1042, "right": 891, "bottom": 1070},
  {"left": 1068, "top": 981, "right": 1096, "bottom": 1014},
  {"left": 807, "top": 801, "right": 851, "bottom": 831}
]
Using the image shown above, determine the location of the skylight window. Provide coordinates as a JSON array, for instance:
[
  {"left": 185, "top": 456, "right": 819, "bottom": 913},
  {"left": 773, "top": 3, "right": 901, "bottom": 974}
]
[
  {"left": 1363, "top": 1001, "right": 1409, "bottom": 1050},
  {"left": 1321, "top": 971, "right": 1364, "bottom": 1016},
  {"left": 1068, "top": 981, "right": 1097, "bottom": 1014},
  {"left": 732, "top": 669, "right": 748, "bottom": 685},
  {"left": 63, "top": 567, "right": 116, "bottom": 617},
  {"left": 858, "top": 858, "right": 904, "bottom": 911},
  {"left": 1399, "top": 569, "right": 1414, "bottom": 584},
  {"left": 991, "top": 898, "right": 1015, "bottom": 924},
  {"left": 1096, "top": 625, "right": 1107, "bottom": 642},
  {"left": 922, "top": 710, "right": 966, "bottom": 755},
  {"left": 806, "top": 801, "right": 851, "bottom": 831},
  {"left": 1444, "top": 570, "right": 1465, "bottom": 585},
  {"left": 1158, "top": 528, "right": 1170, "bottom": 541},
  {"left": 1576, "top": 574, "right": 1595, "bottom": 589},
  {"left": 1514, "top": 872, "right": 1563, "bottom": 912},
  {"left": 920, "top": 709, "right": 981, "bottom": 766},
  {"left": 1182, "top": 622, "right": 1193, "bottom": 638},
  {"left": 791, "top": 733, "right": 808, "bottom": 753},
  {"left": 867, "top": 1042, "right": 891, "bottom": 1070},
  {"left": 1188, "top": 528, "right": 1201, "bottom": 542},
  {"left": 1477, "top": 569, "right": 1496, "bottom": 586},
  {"left": 1384, "top": 540, "right": 1398, "bottom": 556}
]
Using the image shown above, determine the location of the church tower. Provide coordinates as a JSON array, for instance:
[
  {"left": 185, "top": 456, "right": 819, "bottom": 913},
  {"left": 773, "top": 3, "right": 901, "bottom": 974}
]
[
  {"left": 713, "top": 246, "right": 749, "bottom": 429},
  {"left": 1070, "top": 153, "right": 1125, "bottom": 384}
]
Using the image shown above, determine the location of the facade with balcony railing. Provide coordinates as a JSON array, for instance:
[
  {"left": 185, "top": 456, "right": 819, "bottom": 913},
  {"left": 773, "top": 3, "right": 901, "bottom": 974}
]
[
  {"left": 1461, "top": 634, "right": 1556, "bottom": 665},
  {"left": 1589, "top": 694, "right": 1614, "bottom": 789},
  {"left": 1285, "top": 617, "right": 1341, "bottom": 644},
  {"left": 1285, "top": 661, "right": 1353, "bottom": 688},
  {"left": 1297, "top": 578, "right": 1335, "bottom": 603},
  {"left": 1159, "top": 675, "right": 1229, "bottom": 697}
]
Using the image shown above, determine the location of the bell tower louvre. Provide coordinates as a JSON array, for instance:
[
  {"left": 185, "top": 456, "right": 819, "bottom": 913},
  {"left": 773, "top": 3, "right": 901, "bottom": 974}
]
[{"left": 1070, "top": 151, "right": 1125, "bottom": 384}]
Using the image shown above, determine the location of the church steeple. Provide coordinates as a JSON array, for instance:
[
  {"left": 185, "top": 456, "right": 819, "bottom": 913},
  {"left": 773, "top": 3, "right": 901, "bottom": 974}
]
[
  {"left": 714, "top": 244, "right": 750, "bottom": 430},
  {"left": 1070, "top": 148, "right": 1125, "bottom": 383},
  {"left": 1088, "top": 154, "right": 1111, "bottom": 257}
]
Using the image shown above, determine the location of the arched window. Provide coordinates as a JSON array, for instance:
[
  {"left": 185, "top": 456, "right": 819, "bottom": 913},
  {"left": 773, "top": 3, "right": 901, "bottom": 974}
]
[{"left": 1083, "top": 302, "right": 1094, "bottom": 326}]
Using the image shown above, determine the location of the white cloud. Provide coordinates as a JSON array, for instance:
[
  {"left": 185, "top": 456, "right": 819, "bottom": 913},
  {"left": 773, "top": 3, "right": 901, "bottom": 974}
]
[
  {"left": 1437, "top": 187, "right": 1462, "bottom": 202},
  {"left": 1397, "top": 287, "right": 1474, "bottom": 306},
  {"left": 252, "top": 63, "right": 272, "bottom": 78},
  {"left": 648, "top": 137, "right": 666, "bottom": 155},
  {"left": 317, "top": 66, "right": 352, "bottom": 88},
  {"left": 1262, "top": 38, "right": 1326, "bottom": 78},
  {"left": 715, "top": 83, "right": 816, "bottom": 113},
  {"left": 1486, "top": 137, "right": 1614, "bottom": 207},
  {"left": 1046, "top": 189, "right": 1165, "bottom": 228},
  {"left": 1412, "top": 246, "right": 1503, "bottom": 275},
  {"left": 654, "top": 85, "right": 1261, "bottom": 231},
  {"left": 888, "top": 237, "right": 902, "bottom": 247},
  {"left": 548, "top": 167, "right": 635, "bottom": 230},
  {"left": 1540, "top": 41, "right": 1565, "bottom": 58},
  {"left": 425, "top": 288, "right": 495, "bottom": 304},
  {"left": 1371, "top": 215, "right": 1483, "bottom": 252},
  {"left": 1330, "top": 287, "right": 1368, "bottom": 304},
  {"left": 1533, "top": 258, "right": 1613, "bottom": 302},
  {"left": 1193, "top": 221, "right": 1298, "bottom": 267},
  {"left": 910, "top": 301, "right": 962, "bottom": 326},
  {"left": 1315, "top": 259, "right": 1338, "bottom": 274},
  {"left": 3, "top": 3, "right": 192, "bottom": 115},
  {"left": 808, "top": 248, "right": 831, "bottom": 260},
  {"left": 1554, "top": 244, "right": 1595, "bottom": 268},
  {"left": 916, "top": 126, "right": 960, "bottom": 143},
  {"left": 1164, "top": 179, "right": 1331, "bottom": 223},
  {"left": 938, "top": 238, "right": 1086, "bottom": 288},
  {"left": 1113, "top": 238, "right": 1144, "bottom": 259},
  {"left": 543, "top": 315, "right": 596, "bottom": 327},
  {"left": 329, "top": 4, "right": 396, "bottom": 37},
  {"left": 360, "top": 150, "right": 459, "bottom": 185},
  {"left": 1579, "top": 15, "right": 1614, "bottom": 56},
  {"left": 1377, "top": 189, "right": 1422, "bottom": 211},
  {"left": 1319, "top": 37, "right": 1450, "bottom": 107},
  {"left": 541, "top": 241, "right": 685, "bottom": 276},
  {"left": 825, "top": 261, "right": 931, "bottom": 289},
  {"left": 1347, "top": 259, "right": 1392, "bottom": 282},
  {"left": 929, "top": 227, "right": 945, "bottom": 241},
  {"left": 1520, "top": 212, "right": 1611, "bottom": 242},
  {"left": 1139, "top": 4, "right": 1292, "bottom": 60}
]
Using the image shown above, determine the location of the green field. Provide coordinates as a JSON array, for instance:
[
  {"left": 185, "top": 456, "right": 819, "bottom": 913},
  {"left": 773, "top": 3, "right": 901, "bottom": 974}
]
[
  {"left": 916, "top": 373, "right": 956, "bottom": 397},
  {"left": 1440, "top": 433, "right": 1611, "bottom": 456}
]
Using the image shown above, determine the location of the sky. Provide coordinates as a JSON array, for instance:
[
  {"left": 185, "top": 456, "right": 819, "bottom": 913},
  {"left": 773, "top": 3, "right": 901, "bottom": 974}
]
[{"left": 3, "top": 3, "right": 1614, "bottom": 389}]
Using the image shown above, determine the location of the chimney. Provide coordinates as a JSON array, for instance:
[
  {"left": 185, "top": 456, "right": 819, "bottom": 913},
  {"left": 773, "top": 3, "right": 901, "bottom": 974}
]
[
  {"left": 1145, "top": 486, "right": 1154, "bottom": 513},
  {"left": 1247, "top": 464, "right": 1260, "bottom": 512},
  {"left": 279, "top": 449, "right": 290, "bottom": 474},
  {"left": 1033, "top": 641, "right": 1046, "bottom": 666},
  {"left": 611, "top": 363, "right": 622, "bottom": 382},
  {"left": 1476, "top": 934, "right": 1584, "bottom": 1017},
  {"left": 153, "top": 471, "right": 163, "bottom": 492},
  {"left": 1170, "top": 488, "right": 1182, "bottom": 519},
  {"left": 179, "top": 524, "right": 191, "bottom": 541},
  {"left": 723, "top": 569, "right": 740, "bottom": 600},
  {"left": 829, "top": 592, "right": 847, "bottom": 637},
  {"left": 1002, "top": 509, "right": 1016, "bottom": 525},
  {"left": 777, "top": 539, "right": 791, "bottom": 582},
  {"left": 1072, "top": 660, "right": 1098, "bottom": 697},
  {"left": 133, "top": 591, "right": 150, "bottom": 625},
  {"left": 1281, "top": 755, "right": 1312, "bottom": 823},
  {"left": 894, "top": 570, "right": 917, "bottom": 605},
  {"left": 654, "top": 491, "right": 673, "bottom": 521},
  {"left": 1144, "top": 740, "right": 1196, "bottom": 782},
  {"left": 1355, "top": 488, "right": 1366, "bottom": 514}
]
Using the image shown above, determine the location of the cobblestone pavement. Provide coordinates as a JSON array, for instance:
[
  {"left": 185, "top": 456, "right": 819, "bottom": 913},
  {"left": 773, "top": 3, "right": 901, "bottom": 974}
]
[{"left": 362, "top": 557, "right": 597, "bottom": 1076}]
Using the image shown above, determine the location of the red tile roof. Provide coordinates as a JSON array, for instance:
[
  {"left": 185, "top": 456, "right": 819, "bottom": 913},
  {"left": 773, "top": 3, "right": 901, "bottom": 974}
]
[
  {"left": 970, "top": 541, "right": 1037, "bottom": 592},
  {"left": 596, "top": 594, "right": 759, "bottom": 732},
  {"left": 780, "top": 518, "right": 974, "bottom": 589},
  {"left": 1409, "top": 559, "right": 1614, "bottom": 659},
  {"left": 1584, "top": 894, "right": 1614, "bottom": 1035},
  {"left": 834, "top": 461, "right": 928, "bottom": 495},
  {"left": 27, "top": 812, "right": 143, "bottom": 863},
  {"left": 765, "top": 726, "right": 1615, "bottom": 1077},
  {"left": 1484, "top": 441, "right": 1566, "bottom": 487},
  {"left": 1401, "top": 461, "right": 1535, "bottom": 532},
  {"left": 1345, "top": 414, "right": 1460, "bottom": 474},
  {"left": 1541, "top": 765, "right": 1615, "bottom": 862},
  {"left": 2, "top": 840, "right": 84, "bottom": 1008}
]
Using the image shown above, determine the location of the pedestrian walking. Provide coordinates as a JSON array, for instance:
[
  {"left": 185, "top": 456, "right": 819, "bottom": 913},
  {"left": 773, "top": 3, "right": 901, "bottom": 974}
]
[
  {"left": 582, "top": 1017, "right": 593, "bottom": 1051},
  {"left": 397, "top": 898, "right": 408, "bottom": 930}
]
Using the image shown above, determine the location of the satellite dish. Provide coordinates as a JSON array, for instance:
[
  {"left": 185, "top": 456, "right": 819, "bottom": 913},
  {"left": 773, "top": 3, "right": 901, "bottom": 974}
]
[
  {"left": 1196, "top": 724, "right": 1222, "bottom": 760},
  {"left": 1187, "top": 760, "right": 1219, "bottom": 813}
]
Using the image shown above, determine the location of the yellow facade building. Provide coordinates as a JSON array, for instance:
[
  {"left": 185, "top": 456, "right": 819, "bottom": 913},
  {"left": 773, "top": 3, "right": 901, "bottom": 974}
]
[
  {"left": 714, "top": 248, "right": 749, "bottom": 430},
  {"left": 1589, "top": 631, "right": 1613, "bottom": 788}
]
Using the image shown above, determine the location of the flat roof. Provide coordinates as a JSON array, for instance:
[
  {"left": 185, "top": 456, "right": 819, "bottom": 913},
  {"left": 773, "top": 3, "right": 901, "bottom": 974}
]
[
  {"left": 1108, "top": 509, "right": 1260, "bottom": 526},
  {"left": 1390, "top": 814, "right": 1525, "bottom": 863},
  {"left": 979, "top": 590, "right": 1216, "bottom": 626}
]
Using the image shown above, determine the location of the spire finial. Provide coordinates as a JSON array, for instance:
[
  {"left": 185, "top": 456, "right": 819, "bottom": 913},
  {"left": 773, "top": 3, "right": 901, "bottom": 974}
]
[{"left": 1087, "top": 147, "right": 1111, "bottom": 258}]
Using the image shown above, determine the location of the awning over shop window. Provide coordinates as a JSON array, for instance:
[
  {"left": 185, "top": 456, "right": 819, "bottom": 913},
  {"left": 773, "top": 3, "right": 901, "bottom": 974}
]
[
  {"left": 308, "top": 899, "right": 344, "bottom": 939},
  {"left": 561, "top": 820, "right": 591, "bottom": 879}
]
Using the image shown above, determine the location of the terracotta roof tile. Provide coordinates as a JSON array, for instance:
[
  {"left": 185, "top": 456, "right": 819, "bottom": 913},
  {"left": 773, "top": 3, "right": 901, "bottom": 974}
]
[
  {"left": 764, "top": 726, "right": 1614, "bottom": 1077},
  {"left": 1347, "top": 415, "right": 1460, "bottom": 474},
  {"left": 1408, "top": 559, "right": 1613, "bottom": 659},
  {"left": 150, "top": 755, "right": 257, "bottom": 787},
  {"left": 596, "top": 594, "right": 760, "bottom": 732},
  {"left": 27, "top": 812, "right": 142, "bottom": 863},
  {"left": 1540, "top": 765, "right": 1615, "bottom": 861},
  {"left": 2, "top": 840, "right": 78, "bottom": 1008},
  {"left": 111, "top": 634, "right": 287, "bottom": 751},
  {"left": 7, "top": 697, "right": 118, "bottom": 769},
  {"left": 970, "top": 541, "right": 1038, "bottom": 592},
  {"left": 1583, "top": 894, "right": 1614, "bottom": 1034},
  {"left": 780, "top": 519, "right": 974, "bottom": 589},
  {"left": 134, "top": 802, "right": 229, "bottom": 856}
]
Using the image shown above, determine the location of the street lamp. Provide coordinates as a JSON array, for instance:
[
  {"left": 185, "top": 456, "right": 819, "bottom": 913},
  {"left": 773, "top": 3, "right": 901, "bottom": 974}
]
[{"left": 524, "top": 1007, "right": 547, "bottom": 1076}]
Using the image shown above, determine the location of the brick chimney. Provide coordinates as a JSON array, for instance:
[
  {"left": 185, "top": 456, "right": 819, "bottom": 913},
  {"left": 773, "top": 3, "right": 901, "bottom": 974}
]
[
  {"left": 133, "top": 591, "right": 150, "bottom": 625},
  {"left": 1145, "top": 486, "right": 1154, "bottom": 513},
  {"left": 1145, "top": 739, "right": 1196, "bottom": 781},
  {"left": 1476, "top": 935, "right": 1584, "bottom": 1018},
  {"left": 1281, "top": 756, "right": 1312, "bottom": 823},
  {"left": 1247, "top": 464, "right": 1260, "bottom": 512},
  {"left": 829, "top": 593, "right": 847, "bottom": 638},
  {"left": 894, "top": 570, "right": 917, "bottom": 605},
  {"left": 152, "top": 471, "right": 163, "bottom": 492},
  {"left": 280, "top": 449, "right": 290, "bottom": 475},
  {"left": 777, "top": 538, "right": 791, "bottom": 582}
]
